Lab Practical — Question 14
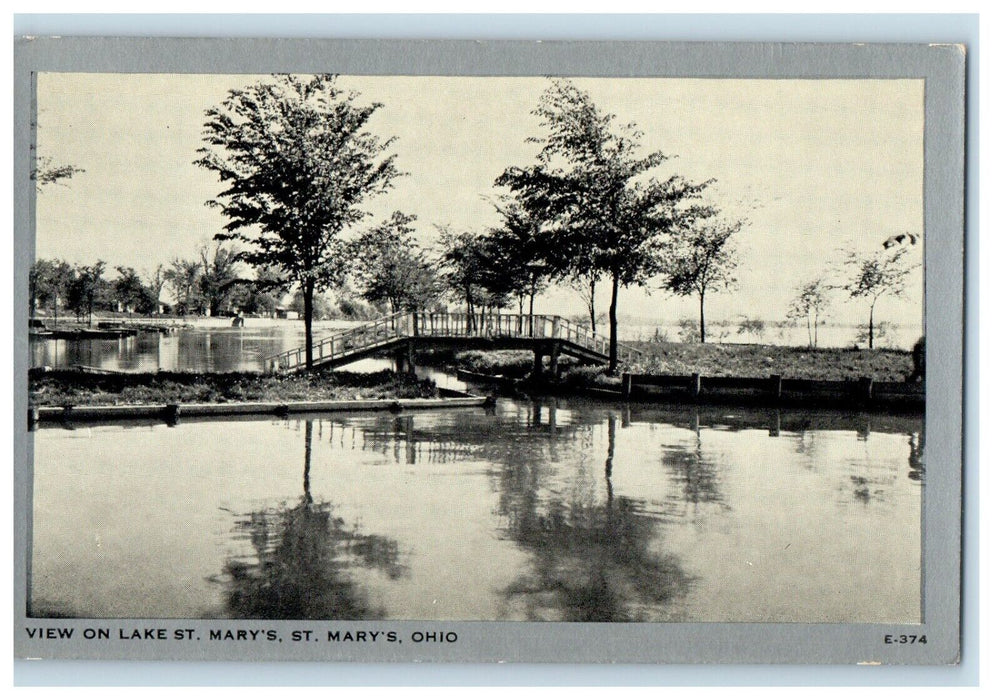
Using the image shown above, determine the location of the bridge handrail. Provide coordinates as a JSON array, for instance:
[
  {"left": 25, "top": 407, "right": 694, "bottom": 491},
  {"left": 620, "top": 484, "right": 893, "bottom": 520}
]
[{"left": 265, "top": 310, "right": 642, "bottom": 372}]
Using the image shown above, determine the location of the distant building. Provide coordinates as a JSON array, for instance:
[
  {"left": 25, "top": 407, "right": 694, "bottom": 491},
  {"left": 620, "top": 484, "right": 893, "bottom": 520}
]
[{"left": 274, "top": 306, "right": 299, "bottom": 320}]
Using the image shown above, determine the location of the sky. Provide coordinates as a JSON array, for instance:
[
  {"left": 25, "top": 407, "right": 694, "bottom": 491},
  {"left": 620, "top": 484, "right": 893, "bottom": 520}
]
[{"left": 34, "top": 73, "right": 925, "bottom": 328}]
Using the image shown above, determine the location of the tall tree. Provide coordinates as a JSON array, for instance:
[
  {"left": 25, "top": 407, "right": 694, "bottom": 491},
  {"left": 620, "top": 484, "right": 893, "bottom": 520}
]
[
  {"left": 841, "top": 244, "right": 918, "bottom": 349},
  {"left": 661, "top": 218, "right": 741, "bottom": 343},
  {"left": 145, "top": 264, "right": 166, "bottom": 314},
  {"left": 569, "top": 272, "right": 602, "bottom": 333},
  {"left": 497, "top": 79, "right": 713, "bottom": 373},
  {"left": 29, "top": 258, "right": 73, "bottom": 322},
  {"left": 488, "top": 197, "right": 553, "bottom": 321},
  {"left": 113, "top": 266, "right": 156, "bottom": 316},
  {"left": 196, "top": 74, "right": 402, "bottom": 368},
  {"left": 165, "top": 259, "right": 203, "bottom": 315},
  {"left": 436, "top": 226, "right": 492, "bottom": 331},
  {"left": 787, "top": 278, "right": 830, "bottom": 348},
  {"left": 198, "top": 243, "right": 241, "bottom": 316},
  {"left": 230, "top": 264, "right": 289, "bottom": 317},
  {"left": 65, "top": 261, "right": 108, "bottom": 325},
  {"left": 353, "top": 212, "right": 440, "bottom": 314}
]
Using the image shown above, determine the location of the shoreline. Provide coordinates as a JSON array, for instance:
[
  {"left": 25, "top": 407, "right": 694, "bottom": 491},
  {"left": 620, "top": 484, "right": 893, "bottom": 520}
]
[{"left": 29, "top": 394, "right": 489, "bottom": 427}]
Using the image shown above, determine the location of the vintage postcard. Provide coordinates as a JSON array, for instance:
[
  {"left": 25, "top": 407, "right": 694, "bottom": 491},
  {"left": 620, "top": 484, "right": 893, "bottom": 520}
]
[{"left": 13, "top": 38, "right": 965, "bottom": 664}]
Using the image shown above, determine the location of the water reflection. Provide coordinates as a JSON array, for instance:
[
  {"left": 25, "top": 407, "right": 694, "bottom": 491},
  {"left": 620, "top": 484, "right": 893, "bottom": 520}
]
[
  {"left": 661, "top": 429, "right": 727, "bottom": 519},
  {"left": 496, "top": 414, "right": 692, "bottom": 622},
  {"left": 30, "top": 400, "right": 924, "bottom": 622},
  {"left": 30, "top": 324, "right": 364, "bottom": 373},
  {"left": 217, "top": 420, "right": 406, "bottom": 619}
]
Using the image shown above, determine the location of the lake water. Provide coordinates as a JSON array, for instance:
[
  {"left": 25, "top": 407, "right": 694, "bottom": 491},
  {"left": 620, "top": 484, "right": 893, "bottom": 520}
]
[
  {"left": 29, "top": 399, "right": 923, "bottom": 623},
  {"left": 30, "top": 322, "right": 341, "bottom": 374},
  {"left": 28, "top": 318, "right": 925, "bottom": 375}
]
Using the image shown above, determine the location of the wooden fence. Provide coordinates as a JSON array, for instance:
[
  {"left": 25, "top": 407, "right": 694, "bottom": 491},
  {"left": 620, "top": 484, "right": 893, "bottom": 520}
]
[{"left": 620, "top": 372, "right": 923, "bottom": 410}]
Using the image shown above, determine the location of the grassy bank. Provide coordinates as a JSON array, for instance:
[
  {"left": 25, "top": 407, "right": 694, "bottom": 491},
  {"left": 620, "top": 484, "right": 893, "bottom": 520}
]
[
  {"left": 29, "top": 368, "right": 437, "bottom": 407},
  {"left": 627, "top": 342, "right": 916, "bottom": 381},
  {"left": 420, "top": 342, "right": 917, "bottom": 383}
]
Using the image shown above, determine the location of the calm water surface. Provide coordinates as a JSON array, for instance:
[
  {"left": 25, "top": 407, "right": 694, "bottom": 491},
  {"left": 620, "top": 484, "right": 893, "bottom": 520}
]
[
  {"left": 30, "top": 399, "right": 923, "bottom": 623},
  {"left": 30, "top": 322, "right": 354, "bottom": 373}
]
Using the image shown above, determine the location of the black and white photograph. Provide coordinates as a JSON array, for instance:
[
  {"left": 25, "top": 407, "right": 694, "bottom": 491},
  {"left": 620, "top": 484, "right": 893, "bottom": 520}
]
[{"left": 13, "top": 38, "right": 966, "bottom": 665}]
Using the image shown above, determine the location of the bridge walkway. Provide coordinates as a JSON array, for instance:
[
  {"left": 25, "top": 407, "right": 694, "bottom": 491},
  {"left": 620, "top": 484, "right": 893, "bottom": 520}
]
[{"left": 265, "top": 311, "right": 641, "bottom": 374}]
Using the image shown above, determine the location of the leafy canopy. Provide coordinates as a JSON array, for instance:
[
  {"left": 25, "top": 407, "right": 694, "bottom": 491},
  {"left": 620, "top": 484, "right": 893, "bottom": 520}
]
[
  {"left": 353, "top": 211, "right": 440, "bottom": 313},
  {"left": 195, "top": 74, "right": 402, "bottom": 292},
  {"left": 497, "top": 79, "right": 713, "bottom": 288},
  {"left": 841, "top": 246, "right": 918, "bottom": 307},
  {"left": 661, "top": 218, "right": 741, "bottom": 299}
]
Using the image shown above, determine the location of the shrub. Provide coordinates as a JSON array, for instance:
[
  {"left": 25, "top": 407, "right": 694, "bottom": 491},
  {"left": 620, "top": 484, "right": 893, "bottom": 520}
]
[{"left": 910, "top": 335, "right": 925, "bottom": 382}]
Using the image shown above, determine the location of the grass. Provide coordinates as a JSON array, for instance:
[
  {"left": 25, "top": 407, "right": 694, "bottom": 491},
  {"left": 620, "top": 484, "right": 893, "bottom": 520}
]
[
  {"left": 420, "top": 342, "right": 917, "bottom": 383},
  {"left": 29, "top": 368, "right": 438, "bottom": 407},
  {"left": 628, "top": 342, "right": 916, "bottom": 381}
]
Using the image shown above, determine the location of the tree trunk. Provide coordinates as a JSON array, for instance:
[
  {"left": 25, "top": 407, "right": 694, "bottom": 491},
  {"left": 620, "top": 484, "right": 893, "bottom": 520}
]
[
  {"left": 868, "top": 304, "right": 875, "bottom": 349},
  {"left": 589, "top": 277, "right": 597, "bottom": 333},
  {"left": 813, "top": 311, "right": 819, "bottom": 347},
  {"left": 699, "top": 292, "right": 706, "bottom": 343},
  {"left": 608, "top": 270, "right": 619, "bottom": 375},
  {"left": 806, "top": 316, "right": 812, "bottom": 347},
  {"left": 303, "top": 279, "right": 315, "bottom": 368}
]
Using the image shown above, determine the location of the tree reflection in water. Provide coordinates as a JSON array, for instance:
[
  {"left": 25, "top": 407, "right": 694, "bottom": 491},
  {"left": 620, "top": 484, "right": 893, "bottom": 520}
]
[
  {"left": 218, "top": 420, "right": 406, "bottom": 619},
  {"left": 499, "top": 411, "right": 692, "bottom": 622},
  {"left": 660, "top": 415, "right": 727, "bottom": 520}
]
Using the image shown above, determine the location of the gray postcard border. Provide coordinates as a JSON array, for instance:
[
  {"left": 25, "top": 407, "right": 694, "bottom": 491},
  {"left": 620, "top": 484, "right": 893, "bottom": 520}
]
[{"left": 12, "top": 37, "right": 965, "bottom": 666}]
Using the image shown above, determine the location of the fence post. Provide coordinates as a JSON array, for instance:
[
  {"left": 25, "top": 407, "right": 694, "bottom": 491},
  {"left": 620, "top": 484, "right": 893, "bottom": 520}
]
[
  {"left": 163, "top": 403, "right": 181, "bottom": 426},
  {"left": 621, "top": 372, "right": 632, "bottom": 400},
  {"left": 690, "top": 372, "right": 701, "bottom": 399},
  {"left": 771, "top": 374, "right": 783, "bottom": 400},
  {"left": 859, "top": 376, "right": 875, "bottom": 401},
  {"left": 549, "top": 342, "right": 561, "bottom": 379}
]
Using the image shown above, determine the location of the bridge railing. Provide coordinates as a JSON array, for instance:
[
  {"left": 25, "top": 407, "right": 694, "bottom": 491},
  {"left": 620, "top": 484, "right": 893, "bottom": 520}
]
[
  {"left": 267, "top": 312, "right": 410, "bottom": 372},
  {"left": 413, "top": 312, "right": 641, "bottom": 365},
  {"left": 266, "top": 311, "right": 641, "bottom": 372}
]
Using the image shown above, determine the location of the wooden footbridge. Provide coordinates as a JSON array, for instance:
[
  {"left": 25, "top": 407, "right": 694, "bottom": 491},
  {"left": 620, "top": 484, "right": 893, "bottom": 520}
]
[{"left": 265, "top": 312, "right": 641, "bottom": 375}]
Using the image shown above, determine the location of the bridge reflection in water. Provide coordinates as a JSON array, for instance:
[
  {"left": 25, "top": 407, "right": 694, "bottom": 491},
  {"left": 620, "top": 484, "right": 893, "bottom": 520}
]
[{"left": 30, "top": 399, "right": 923, "bottom": 622}]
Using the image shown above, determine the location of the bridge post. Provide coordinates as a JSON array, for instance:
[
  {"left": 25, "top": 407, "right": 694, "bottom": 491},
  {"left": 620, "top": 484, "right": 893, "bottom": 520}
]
[
  {"left": 533, "top": 346, "right": 544, "bottom": 377},
  {"left": 621, "top": 372, "right": 632, "bottom": 400},
  {"left": 394, "top": 340, "right": 417, "bottom": 375},
  {"left": 549, "top": 341, "right": 561, "bottom": 379}
]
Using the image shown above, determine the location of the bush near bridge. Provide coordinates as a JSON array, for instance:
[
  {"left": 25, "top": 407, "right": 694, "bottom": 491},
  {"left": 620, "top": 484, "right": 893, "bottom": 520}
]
[{"left": 28, "top": 368, "right": 437, "bottom": 407}]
